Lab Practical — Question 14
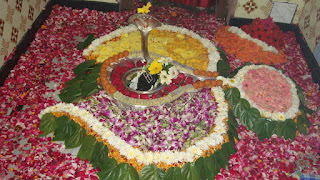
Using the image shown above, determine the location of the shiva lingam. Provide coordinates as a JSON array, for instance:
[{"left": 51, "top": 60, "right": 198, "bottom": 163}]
[
  {"left": 128, "top": 13, "right": 162, "bottom": 62},
  {"left": 126, "top": 14, "right": 162, "bottom": 92}
]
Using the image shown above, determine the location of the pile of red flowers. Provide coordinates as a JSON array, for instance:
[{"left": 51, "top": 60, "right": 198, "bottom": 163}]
[
  {"left": 241, "top": 17, "right": 286, "bottom": 50},
  {"left": 110, "top": 60, "right": 194, "bottom": 99},
  {"left": 111, "top": 60, "right": 145, "bottom": 96}
]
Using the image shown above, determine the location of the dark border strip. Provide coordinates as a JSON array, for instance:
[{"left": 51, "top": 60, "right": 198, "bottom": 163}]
[
  {"left": 0, "top": 0, "right": 119, "bottom": 87},
  {"left": 54, "top": 0, "right": 119, "bottom": 12},
  {"left": 0, "top": 0, "right": 54, "bottom": 86},
  {"left": 229, "top": 18, "right": 320, "bottom": 86}
]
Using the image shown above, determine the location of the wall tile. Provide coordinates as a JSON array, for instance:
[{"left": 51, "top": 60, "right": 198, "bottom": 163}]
[
  {"left": 234, "top": 0, "right": 305, "bottom": 24},
  {"left": 0, "top": 19, "right": 4, "bottom": 37},
  {"left": 298, "top": 0, "right": 320, "bottom": 51},
  {"left": 0, "top": 0, "right": 48, "bottom": 68},
  {"left": 231, "top": 0, "right": 320, "bottom": 53}
]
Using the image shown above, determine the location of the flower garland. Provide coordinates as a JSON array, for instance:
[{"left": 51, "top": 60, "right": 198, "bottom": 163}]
[
  {"left": 39, "top": 87, "right": 229, "bottom": 172},
  {"left": 218, "top": 65, "right": 300, "bottom": 121},
  {"left": 83, "top": 24, "right": 220, "bottom": 71},
  {"left": 98, "top": 51, "right": 221, "bottom": 106},
  {"left": 126, "top": 57, "right": 179, "bottom": 91},
  {"left": 214, "top": 26, "right": 287, "bottom": 65}
]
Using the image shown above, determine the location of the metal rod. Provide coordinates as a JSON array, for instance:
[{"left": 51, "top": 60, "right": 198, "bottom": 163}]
[{"left": 140, "top": 30, "right": 151, "bottom": 62}]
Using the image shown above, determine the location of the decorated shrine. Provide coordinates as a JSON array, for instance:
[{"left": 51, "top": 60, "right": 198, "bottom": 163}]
[{"left": 0, "top": 1, "right": 319, "bottom": 179}]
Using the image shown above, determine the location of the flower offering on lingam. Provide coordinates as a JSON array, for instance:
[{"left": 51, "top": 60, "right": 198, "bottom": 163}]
[{"left": 127, "top": 57, "right": 178, "bottom": 91}]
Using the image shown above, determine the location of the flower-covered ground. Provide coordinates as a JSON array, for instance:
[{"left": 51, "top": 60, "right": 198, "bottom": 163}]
[
  {"left": 0, "top": 3, "right": 319, "bottom": 179},
  {"left": 77, "top": 88, "right": 219, "bottom": 152}
]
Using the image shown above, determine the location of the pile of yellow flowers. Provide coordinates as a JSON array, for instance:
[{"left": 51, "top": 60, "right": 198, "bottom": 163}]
[{"left": 92, "top": 29, "right": 210, "bottom": 70}]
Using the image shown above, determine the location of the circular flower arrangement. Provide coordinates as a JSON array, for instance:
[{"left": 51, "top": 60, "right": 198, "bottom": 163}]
[
  {"left": 220, "top": 64, "right": 300, "bottom": 121},
  {"left": 39, "top": 86, "right": 229, "bottom": 172},
  {"left": 99, "top": 51, "right": 222, "bottom": 107},
  {"left": 83, "top": 24, "right": 220, "bottom": 71}
]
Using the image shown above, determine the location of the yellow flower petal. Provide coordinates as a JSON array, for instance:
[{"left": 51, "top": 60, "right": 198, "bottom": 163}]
[
  {"left": 137, "top": 3, "right": 152, "bottom": 14},
  {"left": 148, "top": 60, "right": 162, "bottom": 74}
]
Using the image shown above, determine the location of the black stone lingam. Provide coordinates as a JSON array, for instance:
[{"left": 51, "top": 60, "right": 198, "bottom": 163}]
[{"left": 137, "top": 72, "right": 159, "bottom": 91}]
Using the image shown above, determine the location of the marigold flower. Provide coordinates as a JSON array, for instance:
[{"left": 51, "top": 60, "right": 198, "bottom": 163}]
[
  {"left": 148, "top": 60, "right": 163, "bottom": 74},
  {"left": 137, "top": 2, "right": 152, "bottom": 14}
]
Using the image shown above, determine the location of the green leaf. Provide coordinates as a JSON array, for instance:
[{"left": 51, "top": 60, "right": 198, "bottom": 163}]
[
  {"left": 79, "top": 63, "right": 101, "bottom": 98},
  {"left": 181, "top": 162, "right": 201, "bottom": 180},
  {"left": 164, "top": 167, "right": 185, "bottom": 180},
  {"left": 77, "top": 34, "right": 96, "bottom": 50},
  {"left": 80, "top": 81, "right": 99, "bottom": 98},
  {"left": 209, "top": 154, "right": 222, "bottom": 177},
  {"left": 59, "top": 84, "right": 82, "bottom": 103},
  {"left": 217, "top": 46, "right": 227, "bottom": 61},
  {"left": 90, "top": 63, "right": 102, "bottom": 76},
  {"left": 82, "top": 74, "right": 98, "bottom": 84},
  {"left": 217, "top": 59, "right": 231, "bottom": 78},
  {"left": 59, "top": 74, "right": 86, "bottom": 103},
  {"left": 64, "top": 76, "right": 83, "bottom": 87},
  {"left": 139, "top": 164, "right": 165, "bottom": 180},
  {"left": 254, "top": 118, "right": 276, "bottom": 140},
  {"left": 228, "top": 109, "right": 239, "bottom": 128},
  {"left": 221, "top": 142, "right": 235, "bottom": 156},
  {"left": 77, "top": 135, "right": 98, "bottom": 161},
  {"left": 163, "top": 63, "right": 174, "bottom": 72},
  {"left": 227, "top": 128, "right": 236, "bottom": 147},
  {"left": 59, "top": 91, "right": 82, "bottom": 103},
  {"left": 227, "top": 124, "right": 238, "bottom": 139},
  {"left": 39, "top": 113, "right": 58, "bottom": 136},
  {"left": 216, "top": 46, "right": 232, "bottom": 77},
  {"left": 227, "top": 109, "right": 239, "bottom": 146},
  {"left": 101, "top": 157, "right": 118, "bottom": 170},
  {"left": 98, "top": 158, "right": 119, "bottom": 180},
  {"left": 234, "top": 98, "right": 250, "bottom": 117},
  {"left": 297, "top": 112, "right": 309, "bottom": 135},
  {"left": 195, "top": 157, "right": 215, "bottom": 180},
  {"left": 73, "top": 60, "right": 96, "bottom": 76},
  {"left": 65, "top": 124, "right": 86, "bottom": 149},
  {"left": 118, "top": 163, "right": 139, "bottom": 180},
  {"left": 213, "top": 150, "right": 228, "bottom": 169},
  {"left": 239, "top": 107, "right": 260, "bottom": 131},
  {"left": 53, "top": 118, "right": 77, "bottom": 141},
  {"left": 296, "top": 84, "right": 305, "bottom": 104},
  {"left": 224, "top": 88, "right": 240, "bottom": 107},
  {"left": 91, "top": 142, "right": 109, "bottom": 168},
  {"left": 275, "top": 119, "right": 296, "bottom": 141},
  {"left": 300, "top": 110, "right": 312, "bottom": 127},
  {"left": 300, "top": 104, "right": 314, "bottom": 115}
]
